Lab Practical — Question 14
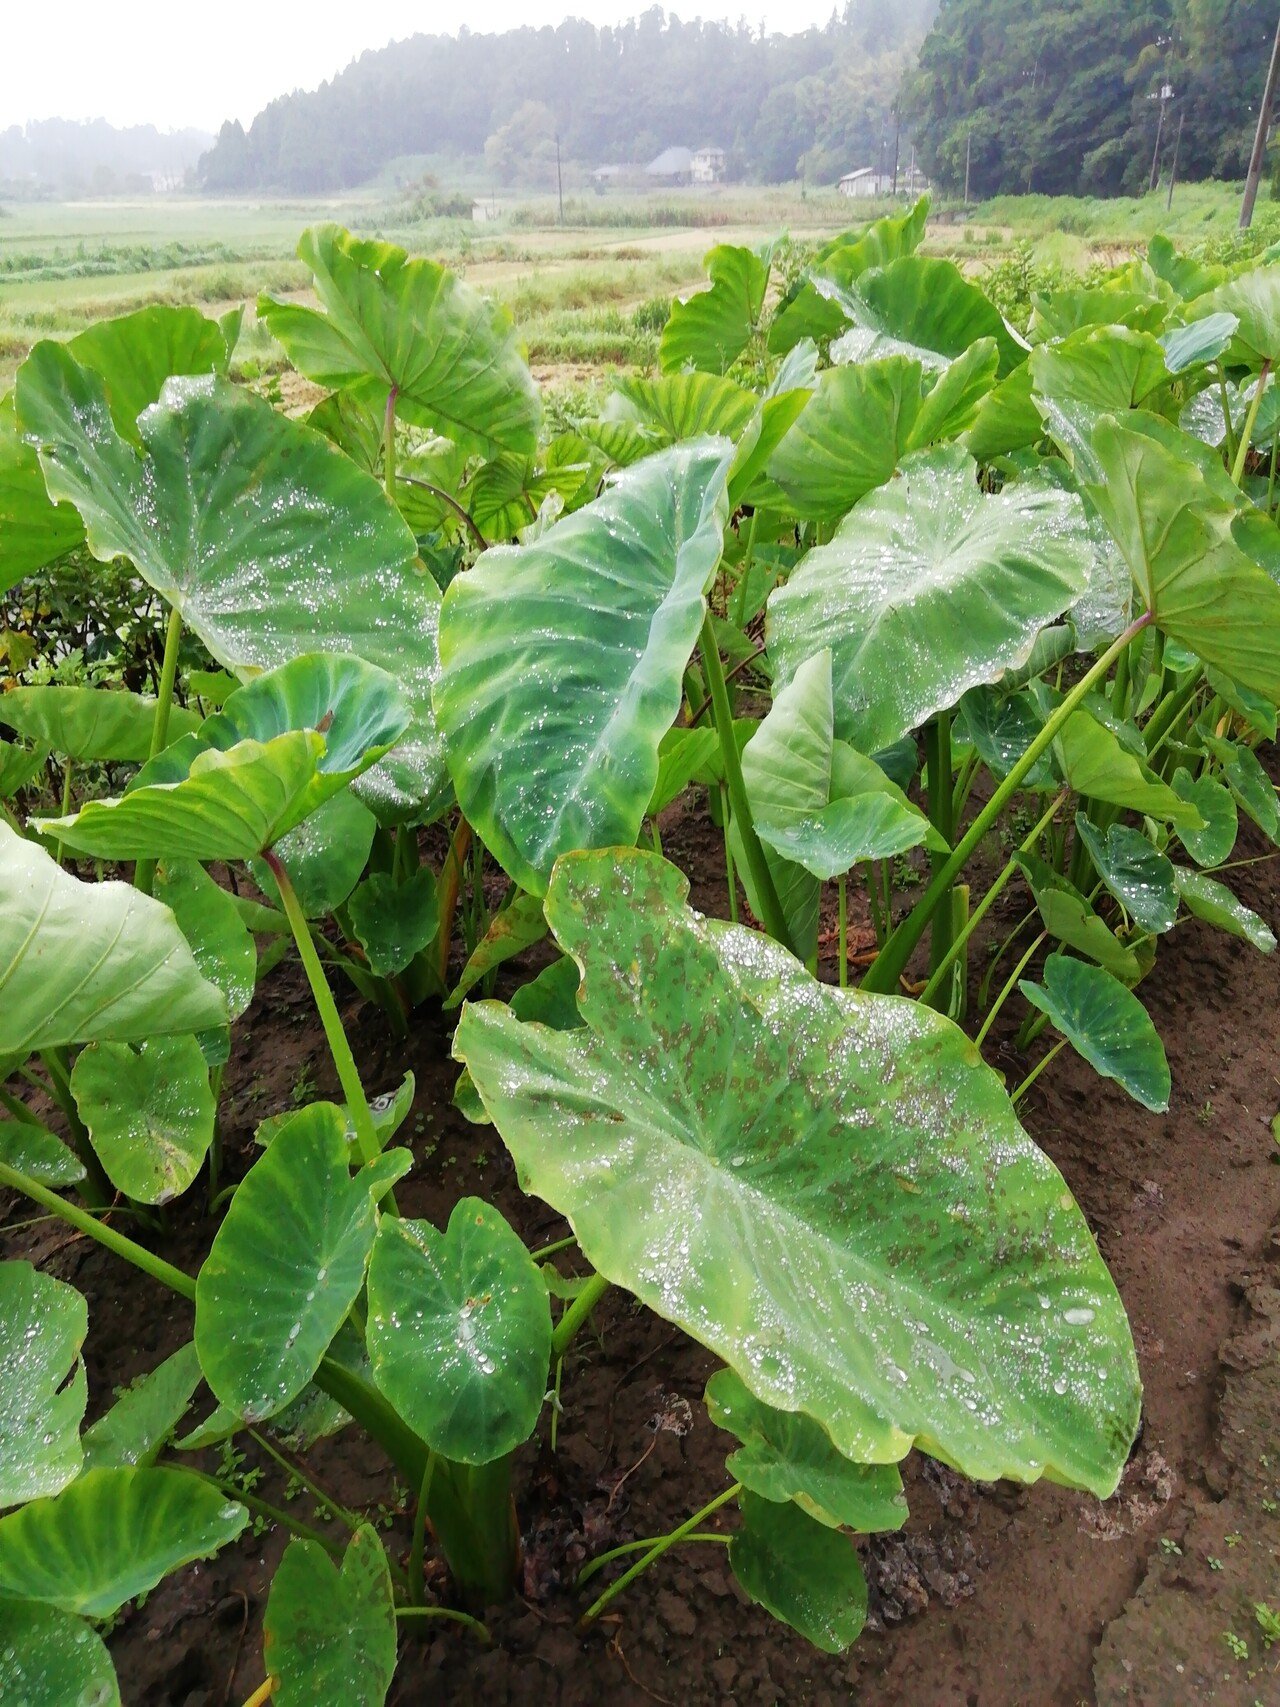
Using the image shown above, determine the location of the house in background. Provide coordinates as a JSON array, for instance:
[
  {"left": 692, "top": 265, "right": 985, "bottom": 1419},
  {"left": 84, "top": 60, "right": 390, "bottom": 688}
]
[
  {"left": 839, "top": 159, "right": 930, "bottom": 198},
  {"left": 691, "top": 145, "right": 726, "bottom": 184},
  {"left": 646, "top": 146, "right": 694, "bottom": 184},
  {"left": 591, "top": 163, "right": 645, "bottom": 192}
]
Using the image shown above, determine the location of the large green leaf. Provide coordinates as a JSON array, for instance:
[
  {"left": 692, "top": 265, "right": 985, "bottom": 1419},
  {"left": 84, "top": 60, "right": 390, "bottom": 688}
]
[
  {"left": 1171, "top": 769, "right": 1238, "bottom": 867},
  {"left": 1204, "top": 735, "right": 1280, "bottom": 845},
  {"left": 456, "top": 849, "right": 1141, "bottom": 1496},
  {"left": 196, "top": 1105, "right": 403, "bottom": 1422},
  {"left": 41, "top": 656, "right": 409, "bottom": 862},
  {"left": 0, "top": 822, "right": 226, "bottom": 1059},
  {"left": 154, "top": 861, "right": 256, "bottom": 1022},
  {"left": 611, "top": 372, "right": 758, "bottom": 444},
  {"left": 1175, "top": 868, "right": 1276, "bottom": 952},
  {"left": 1050, "top": 704, "right": 1201, "bottom": 828},
  {"left": 1088, "top": 417, "right": 1280, "bottom": 704},
  {"left": 1188, "top": 264, "right": 1280, "bottom": 366},
  {"left": 1073, "top": 818, "right": 1177, "bottom": 935},
  {"left": 70, "top": 1036, "right": 215, "bottom": 1205},
  {"left": 825, "top": 256, "right": 1025, "bottom": 376},
  {"left": 767, "top": 447, "right": 1092, "bottom": 752},
  {"left": 705, "top": 1370, "right": 906, "bottom": 1532},
  {"left": 435, "top": 441, "right": 732, "bottom": 895},
  {"left": 767, "top": 352, "right": 995, "bottom": 523},
  {"left": 15, "top": 348, "right": 447, "bottom": 819},
  {"left": 756, "top": 795, "right": 931, "bottom": 879},
  {"left": 263, "top": 1525, "right": 397, "bottom": 1707},
  {"left": 366, "top": 1199, "right": 551, "bottom": 1465},
  {"left": 1020, "top": 955, "right": 1170, "bottom": 1113},
  {"left": 0, "top": 687, "right": 200, "bottom": 764},
  {"left": 0, "top": 1467, "right": 246, "bottom": 1617},
  {"left": 729, "top": 1493, "right": 868, "bottom": 1654},
  {"left": 768, "top": 198, "right": 929, "bottom": 355},
  {"left": 81, "top": 1344, "right": 203, "bottom": 1474},
  {"left": 0, "top": 1600, "right": 119, "bottom": 1707},
  {"left": 0, "top": 1263, "right": 87, "bottom": 1506},
  {"left": 64, "top": 304, "right": 229, "bottom": 441},
  {"left": 259, "top": 224, "right": 540, "bottom": 458},
  {"left": 0, "top": 396, "right": 84, "bottom": 589},
  {"left": 660, "top": 244, "right": 769, "bottom": 375},
  {"left": 348, "top": 866, "right": 439, "bottom": 979}
]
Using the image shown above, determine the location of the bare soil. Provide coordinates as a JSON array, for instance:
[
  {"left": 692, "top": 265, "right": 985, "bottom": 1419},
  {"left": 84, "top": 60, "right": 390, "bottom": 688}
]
[{"left": 4, "top": 789, "right": 1279, "bottom": 1707}]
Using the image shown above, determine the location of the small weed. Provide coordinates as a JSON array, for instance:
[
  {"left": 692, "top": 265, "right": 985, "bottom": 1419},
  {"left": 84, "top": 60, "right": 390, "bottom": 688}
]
[
  {"left": 1254, "top": 1603, "right": 1280, "bottom": 1647},
  {"left": 1225, "top": 1632, "right": 1250, "bottom": 1659}
]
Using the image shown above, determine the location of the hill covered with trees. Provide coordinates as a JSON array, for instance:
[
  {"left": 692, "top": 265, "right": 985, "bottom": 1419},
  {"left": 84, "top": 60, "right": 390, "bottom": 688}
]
[
  {"left": 906, "top": 0, "right": 1280, "bottom": 197},
  {"left": 197, "top": 3, "right": 938, "bottom": 192}
]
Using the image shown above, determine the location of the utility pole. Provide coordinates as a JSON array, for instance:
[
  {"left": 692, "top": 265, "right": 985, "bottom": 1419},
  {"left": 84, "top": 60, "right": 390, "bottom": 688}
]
[
  {"left": 555, "top": 133, "right": 564, "bottom": 225},
  {"left": 891, "top": 100, "right": 901, "bottom": 197},
  {"left": 1167, "top": 111, "right": 1184, "bottom": 211},
  {"left": 1149, "top": 82, "right": 1172, "bottom": 193},
  {"left": 964, "top": 128, "right": 972, "bottom": 206},
  {"left": 1241, "top": 10, "right": 1280, "bottom": 229}
]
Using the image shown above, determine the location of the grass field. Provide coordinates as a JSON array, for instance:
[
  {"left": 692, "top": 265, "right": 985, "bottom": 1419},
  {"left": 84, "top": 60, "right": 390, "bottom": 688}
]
[{"left": 1, "top": 177, "right": 1274, "bottom": 390}]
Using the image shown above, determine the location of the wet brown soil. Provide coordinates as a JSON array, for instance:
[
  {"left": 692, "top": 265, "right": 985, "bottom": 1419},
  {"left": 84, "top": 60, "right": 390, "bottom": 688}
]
[{"left": 3, "top": 789, "right": 1279, "bottom": 1707}]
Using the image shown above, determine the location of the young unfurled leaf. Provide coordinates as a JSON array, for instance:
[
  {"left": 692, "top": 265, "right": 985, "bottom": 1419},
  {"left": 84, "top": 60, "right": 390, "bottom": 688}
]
[
  {"left": 444, "top": 891, "right": 544, "bottom": 1010},
  {"left": 767, "top": 446, "right": 1092, "bottom": 753},
  {"left": 0, "top": 1263, "right": 87, "bottom": 1506},
  {"left": 81, "top": 1344, "right": 204, "bottom": 1474},
  {"left": 435, "top": 441, "right": 732, "bottom": 895},
  {"left": 1020, "top": 955, "right": 1171, "bottom": 1113},
  {"left": 1014, "top": 851, "right": 1140, "bottom": 980},
  {"left": 1073, "top": 818, "right": 1178, "bottom": 935},
  {"left": 70, "top": 1037, "right": 215, "bottom": 1205},
  {"left": 729, "top": 1492, "right": 868, "bottom": 1654},
  {"left": 263, "top": 1524, "right": 397, "bottom": 1707},
  {"left": 0, "top": 1467, "right": 246, "bottom": 1617},
  {"left": 366, "top": 1199, "right": 551, "bottom": 1465},
  {"left": 196, "top": 1105, "right": 394, "bottom": 1423},
  {"left": 0, "top": 823, "right": 226, "bottom": 1061},
  {"left": 705, "top": 1370, "right": 907, "bottom": 1532},
  {"left": 456, "top": 848, "right": 1141, "bottom": 1497}
]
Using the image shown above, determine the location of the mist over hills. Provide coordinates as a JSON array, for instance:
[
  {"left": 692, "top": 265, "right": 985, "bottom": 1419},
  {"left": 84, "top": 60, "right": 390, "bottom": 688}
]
[{"left": 0, "top": 119, "right": 212, "bottom": 195}]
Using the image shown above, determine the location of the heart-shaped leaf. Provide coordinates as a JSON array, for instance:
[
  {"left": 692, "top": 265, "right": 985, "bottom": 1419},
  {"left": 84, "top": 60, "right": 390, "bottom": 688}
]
[
  {"left": 767, "top": 447, "right": 1093, "bottom": 752},
  {"left": 349, "top": 866, "right": 439, "bottom": 979},
  {"left": 1073, "top": 819, "right": 1178, "bottom": 935},
  {"left": 259, "top": 224, "right": 540, "bottom": 459},
  {"left": 366, "top": 1199, "right": 551, "bottom": 1465},
  {"left": 1020, "top": 955, "right": 1170, "bottom": 1112},
  {"left": 70, "top": 1036, "right": 215, "bottom": 1205},
  {"left": 660, "top": 243, "right": 770, "bottom": 376},
  {"left": 705, "top": 1370, "right": 906, "bottom": 1532},
  {"left": 435, "top": 441, "right": 732, "bottom": 895},
  {"left": 455, "top": 849, "right": 1141, "bottom": 1496},
  {"left": 15, "top": 350, "right": 446, "bottom": 819},
  {"left": 263, "top": 1524, "right": 397, "bottom": 1707},
  {"left": 0, "top": 1467, "right": 246, "bottom": 1617},
  {"left": 0, "top": 822, "right": 226, "bottom": 1060},
  {"left": 0, "top": 1262, "right": 87, "bottom": 1506},
  {"left": 196, "top": 1105, "right": 399, "bottom": 1422},
  {"left": 729, "top": 1493, "right": 868, "bottom": 1654},
  {"left": 1171, "top": 770, "right": 1238, "bottom": 867}
]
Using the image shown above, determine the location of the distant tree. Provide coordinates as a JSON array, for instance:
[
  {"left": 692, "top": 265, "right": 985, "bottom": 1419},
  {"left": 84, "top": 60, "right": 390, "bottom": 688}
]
[{"left": 483, "top": 101, "right": 558, "bottom": 187}]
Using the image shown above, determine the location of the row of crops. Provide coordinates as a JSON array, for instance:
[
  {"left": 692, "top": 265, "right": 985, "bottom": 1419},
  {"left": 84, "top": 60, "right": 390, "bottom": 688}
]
[{"left": 1, "top": 198, "right": 1279, "bottom": 1700}]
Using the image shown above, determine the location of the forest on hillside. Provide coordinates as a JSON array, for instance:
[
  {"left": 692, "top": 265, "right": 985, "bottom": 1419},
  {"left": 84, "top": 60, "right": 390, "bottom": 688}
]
[
  {"left": 197, "top": 2, "right": 938, "bottom": 192},
  {"left": 907, "top": 0, "right": 1280, "bottom": 197}
]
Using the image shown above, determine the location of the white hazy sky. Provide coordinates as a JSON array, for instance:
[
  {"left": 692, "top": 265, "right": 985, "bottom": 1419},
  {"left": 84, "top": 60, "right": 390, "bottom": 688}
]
[{"left": 3, "top": 1, "right": 843, "bottom": 134}]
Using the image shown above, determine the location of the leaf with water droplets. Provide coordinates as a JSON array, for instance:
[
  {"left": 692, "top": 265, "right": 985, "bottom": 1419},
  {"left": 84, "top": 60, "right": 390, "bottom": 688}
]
[
  {"left": 729, "top": 1492, "right": 868, "bottom": 1654},
  {"left": 349, "top": 866, "right": 440, "bottom": 980},
  {"left": 434, "top": 441, "right": 732, "bottom": 895},
  {"left": 70, "top": 1036, "right": 215, "bottom": 1206},
  {"left": 1073, "top": 818, "right": 1178, "bottom": 936},
  {"left": 1175, "top": 867, "right": 1277, "bottom": 953},
  {"left": 0, "top": 1599, "right": 119, "bottom": 1707},
  {"left": 15, "top": 347, "right": 447, "bottom": 819},
  {"left": 0, "top": 822, "right": 226, "bottom": 1062},
  {"left": 0, "top": 1467, "right": 245, "bottom": 1617},
  {"left": 1014, "top": 851, "right": 1141, "bottom": 980},
  {"left": 252, "top": 789, "right": 379, "bottom": 921},
  {"left": 259, "top": 224, "right": 540, "bottom": 460},
  {"left": 767, "top": 446, "right": 1093, "bottom": 754},
  {"left": 705, "top": 1370, "right": 906, "bottom": 1532},
  {"left": 154, "top": 861, "right": 256, "bottom": 1022},
  {"left": 455, "top": 847, "right": 1141, "bottom": 1496},
  {"left": 0, "top": 1262, "right": 87, "bottom": 1506},
  {"left": 195, "top": 1104, "right": 380, "bottom": 1424},
  {"left": 263, "top": 1523, "right": 397, "bottom": 1707},
  {"left": 81, "top": 1344, "right": 203, "bottom": 1474},
  {"left": 1020, "top": 955, "right": 1170, "bottom": 1113},
  {"left": 1171, "top": 770, "right": 1238, "bottom": 868},
  {"left": 366, "top": 1199, "right": 551, "bottom": 1465}
]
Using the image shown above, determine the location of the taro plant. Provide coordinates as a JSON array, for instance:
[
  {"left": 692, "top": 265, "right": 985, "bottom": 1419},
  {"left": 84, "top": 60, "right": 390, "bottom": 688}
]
[{"left": 1, "top": 204, "right": 1278, "bottom": 1702}]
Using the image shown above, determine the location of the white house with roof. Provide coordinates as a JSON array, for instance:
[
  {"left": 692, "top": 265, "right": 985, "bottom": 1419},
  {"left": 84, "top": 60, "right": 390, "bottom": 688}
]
[{"left": 839, "top": 161, "right": 930, "bottom": 198}]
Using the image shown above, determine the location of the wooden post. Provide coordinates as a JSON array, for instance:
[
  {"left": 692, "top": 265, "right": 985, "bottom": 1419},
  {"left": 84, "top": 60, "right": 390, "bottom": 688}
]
[
  {"left": 1167, "top": 111, "right": 1184, "bottom": 211},
  {"left": 556, "top": 134, "right": 564, "bottom": 225},
  {"left": 964, "top": 129, "right": 972, "bottom": 205},
  {"left": 1241, "top": 10, "right": 1280, "bottom": 229}
]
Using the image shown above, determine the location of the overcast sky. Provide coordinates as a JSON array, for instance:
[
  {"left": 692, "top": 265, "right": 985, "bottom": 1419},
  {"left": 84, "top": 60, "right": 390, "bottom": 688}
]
[{"left": 3, "top": 0, "right": 842, "bottom": 134}]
